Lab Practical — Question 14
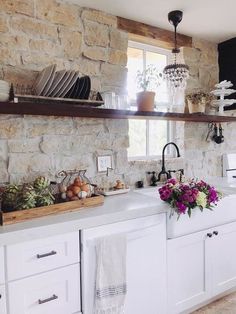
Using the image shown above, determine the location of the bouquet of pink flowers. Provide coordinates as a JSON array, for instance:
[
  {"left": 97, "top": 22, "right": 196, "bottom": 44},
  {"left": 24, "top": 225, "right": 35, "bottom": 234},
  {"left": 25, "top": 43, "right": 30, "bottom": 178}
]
[{"left": 158, "top": 178, "right": 222, "bottom": 218}]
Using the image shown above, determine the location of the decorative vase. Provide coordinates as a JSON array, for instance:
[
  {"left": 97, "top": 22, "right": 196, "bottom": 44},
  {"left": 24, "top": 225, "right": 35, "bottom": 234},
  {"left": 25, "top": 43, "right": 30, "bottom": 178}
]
[
  {"left": 187, "top": 98, "right": 206, "bottom": 114},
  {"left": 136, "top": 91, "right": 155, "bottom": 111}
]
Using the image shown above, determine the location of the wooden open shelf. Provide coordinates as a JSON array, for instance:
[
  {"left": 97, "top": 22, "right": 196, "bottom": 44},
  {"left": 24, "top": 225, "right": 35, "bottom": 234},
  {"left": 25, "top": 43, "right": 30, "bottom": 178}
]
[{"left": 0, "top": 101, "right": 236, "bottom": 123}]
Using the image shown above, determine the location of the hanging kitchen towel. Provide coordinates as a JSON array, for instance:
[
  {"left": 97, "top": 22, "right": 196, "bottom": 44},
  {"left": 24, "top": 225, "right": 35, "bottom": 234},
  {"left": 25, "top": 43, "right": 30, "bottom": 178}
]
[{"left": 94, "top": 234, "right": 127, "bottom": 314}]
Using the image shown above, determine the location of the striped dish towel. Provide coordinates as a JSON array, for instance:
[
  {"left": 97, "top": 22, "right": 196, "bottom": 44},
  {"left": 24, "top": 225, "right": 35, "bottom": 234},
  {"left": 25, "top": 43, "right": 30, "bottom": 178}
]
[{"left": 94, "top": 234, "right": 127, "bottom": 314}]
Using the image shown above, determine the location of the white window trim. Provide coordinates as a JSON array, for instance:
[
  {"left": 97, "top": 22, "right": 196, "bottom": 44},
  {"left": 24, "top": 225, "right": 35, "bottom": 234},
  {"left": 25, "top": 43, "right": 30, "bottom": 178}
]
[
  {"left": 128, "top": 120, "right": 173, "bottom": 161},
  {"left": 127, "top": 41, "right": 174, "bottom": 161},
  {"left": 128, "top": 40, "right": 172, "bottom": 108}
]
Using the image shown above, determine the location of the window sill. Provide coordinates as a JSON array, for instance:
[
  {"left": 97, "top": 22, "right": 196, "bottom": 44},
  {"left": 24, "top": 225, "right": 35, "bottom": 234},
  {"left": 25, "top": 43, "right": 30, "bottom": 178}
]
[
  {"left": 128, "top": 156, "right": 184, "bottom": 164},
  {"left": 128, "top": 156, "right": 162, "bottom": 162},
  {"left": 128, "top": 158, "right": 162, "bottom": 165}
]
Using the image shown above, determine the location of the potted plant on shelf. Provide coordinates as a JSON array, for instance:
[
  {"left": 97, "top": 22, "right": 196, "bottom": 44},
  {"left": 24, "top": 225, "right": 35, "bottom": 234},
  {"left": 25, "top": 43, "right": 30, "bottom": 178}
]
[
  {"left": 136, "top": 65, "right": 162, "bottom": 111},
  {"left": 186, "top": 91, "right": 214, "bottom": 114}
]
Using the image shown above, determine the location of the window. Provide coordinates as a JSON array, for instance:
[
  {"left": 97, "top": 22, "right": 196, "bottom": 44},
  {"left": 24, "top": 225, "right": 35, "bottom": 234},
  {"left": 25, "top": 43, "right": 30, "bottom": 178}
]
[{"left": 127, "top": 41, "right": 172, "bottom": 159}]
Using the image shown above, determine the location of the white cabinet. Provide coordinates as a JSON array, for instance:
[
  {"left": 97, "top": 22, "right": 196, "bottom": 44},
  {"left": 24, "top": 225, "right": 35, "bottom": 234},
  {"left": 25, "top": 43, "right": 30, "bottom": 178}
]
[
  {"left": 6, "top": 232, "right": 79, "bottom": 280},
  {"left": 167, "top": 229, "right": 211, "bottom": 314},
  {"left": 168, "top": 221, "right": 236, "bottom": 314},
  {"left": 0, "top": 285, "right": 7, "bottom": 314},
  {"left": 8, "top": 264, "right": 81, "bottom": 314},
  {"left": 0, "top": 247, "right": 5, "bottom": 284},
  {"left": 208, "top": 222, "right": 236, "bottom": 295},
  {"left": 81, "top": 214, "right": 167, "bottom": 314}
]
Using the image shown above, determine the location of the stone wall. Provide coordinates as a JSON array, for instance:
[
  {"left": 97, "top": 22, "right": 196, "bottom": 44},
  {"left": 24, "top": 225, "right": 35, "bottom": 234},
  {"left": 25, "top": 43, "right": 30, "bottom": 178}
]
[
  {"left": 183, "top": 38, "right": 219, "bottom": 93},
  {"left": 0, "top": 1, "right": 131, "bottom": 187},
  {"left": 0, "top": 1, "right": 233, "bottom": 187},
  {"left": 183, "top": 38, "right": 236, "bottom": 178},
  {"left": 0, "top": 0, "right": 128, "bottom": 93}
]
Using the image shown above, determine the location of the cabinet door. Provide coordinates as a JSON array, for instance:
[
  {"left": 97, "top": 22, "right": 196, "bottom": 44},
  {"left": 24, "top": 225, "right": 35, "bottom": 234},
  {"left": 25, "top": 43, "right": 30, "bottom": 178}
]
[
  {"left": 125, "top": 215, "right": 167, "bottom": 314},
  {"left": 208, "top": 221, "right": 236, "bottom": 296},
  {"left": 8, "top": 264, "right": 81, "bottom": 314},
  {"left": 0, "top": 285, "right": 7, "bottom": 314},
  {"left": 167, "top": 230, "right": 211, "bottom": 314},
  {"left": 82, "top": 214, "right": 167, "bottom": 314}
]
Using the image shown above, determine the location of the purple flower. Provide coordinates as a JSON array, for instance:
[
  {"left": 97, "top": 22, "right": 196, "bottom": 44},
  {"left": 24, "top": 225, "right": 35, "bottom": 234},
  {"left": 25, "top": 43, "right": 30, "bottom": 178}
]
[
  {"left": 180, "top": 184, "right": 189, "bottom": 191},
  {"left": 176, "top": 201, "right": 187, "bottom": 214},
  {"left": 159, "top": 186, "right": 172, "bottom": 201},
  {"left": 167, "top": 178, "right": 177, "bottom": 185},
  {"left": 180, "top": 188, "right": 197, "bottom": 203},
  {"left": 196, "top": 180, "right": 207, "bottom": 188},
  {"left": 208, "top": 187, "right": 218, "bottom": 204},
  {"left": 158, "top": 179, "right": 220, "bottom": 217}
]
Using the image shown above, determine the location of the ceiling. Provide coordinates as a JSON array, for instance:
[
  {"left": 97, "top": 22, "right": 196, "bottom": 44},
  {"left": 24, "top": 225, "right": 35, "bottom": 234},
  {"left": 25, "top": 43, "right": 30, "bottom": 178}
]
[{"left": 72, "top": 0, "right": 236, "bottom": 43}]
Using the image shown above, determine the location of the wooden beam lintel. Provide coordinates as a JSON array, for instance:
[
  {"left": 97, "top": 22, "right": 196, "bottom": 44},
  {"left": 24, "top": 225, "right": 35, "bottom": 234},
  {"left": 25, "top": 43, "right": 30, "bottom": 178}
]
[{"left": 117, "top": 16, "right": 192, "bottom": 48}]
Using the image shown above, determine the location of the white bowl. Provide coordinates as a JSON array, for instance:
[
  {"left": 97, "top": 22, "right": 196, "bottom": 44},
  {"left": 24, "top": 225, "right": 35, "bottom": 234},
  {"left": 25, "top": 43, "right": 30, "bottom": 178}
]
[{"left": 0, "top": 93, "right": 9, "bottom": 102}]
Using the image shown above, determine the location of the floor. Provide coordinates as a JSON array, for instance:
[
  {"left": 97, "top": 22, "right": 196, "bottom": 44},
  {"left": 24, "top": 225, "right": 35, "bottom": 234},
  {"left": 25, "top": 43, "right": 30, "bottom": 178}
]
[{"left": 192, "top": 292, "right": 236, "bottom": 313}]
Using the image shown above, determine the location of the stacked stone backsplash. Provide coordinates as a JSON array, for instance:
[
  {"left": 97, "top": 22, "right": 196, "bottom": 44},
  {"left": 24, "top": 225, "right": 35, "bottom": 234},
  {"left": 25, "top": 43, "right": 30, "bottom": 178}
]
[
  {"left": 0, "top": 1, "right": 130, "bottom": 186},
  {"left": 0, "top": 0, "right": 128, "bottom": 93},
  {"left": 0, "top": 0, "right": 234, "bottom": 187},
  {"left": 183, "top": 38, "right": 236, "bottom": 178}
]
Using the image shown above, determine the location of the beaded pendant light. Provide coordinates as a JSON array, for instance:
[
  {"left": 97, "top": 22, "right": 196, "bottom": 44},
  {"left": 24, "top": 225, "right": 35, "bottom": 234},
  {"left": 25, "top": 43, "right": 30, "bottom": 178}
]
[{"left": 163, "top": 10, "right": 189, "bottom": 92}]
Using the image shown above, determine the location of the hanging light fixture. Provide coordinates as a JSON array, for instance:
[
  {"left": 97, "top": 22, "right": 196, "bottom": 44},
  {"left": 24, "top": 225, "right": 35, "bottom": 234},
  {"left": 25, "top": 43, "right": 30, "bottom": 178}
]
[{"left": 163, "top": 10, "right": 189, "bottom": 92}]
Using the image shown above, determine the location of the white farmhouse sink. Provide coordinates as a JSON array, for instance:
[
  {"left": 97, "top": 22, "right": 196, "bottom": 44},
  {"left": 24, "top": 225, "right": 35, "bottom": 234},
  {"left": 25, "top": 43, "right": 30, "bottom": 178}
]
[{"left": 135, "top": 186, "right": 236, "bottom": 238}]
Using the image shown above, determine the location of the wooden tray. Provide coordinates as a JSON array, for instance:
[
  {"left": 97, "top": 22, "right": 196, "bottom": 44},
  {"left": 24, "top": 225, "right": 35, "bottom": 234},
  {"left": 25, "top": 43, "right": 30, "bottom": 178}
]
[{"left": 0, "top": 195, "right": 104, "bottom": 226}]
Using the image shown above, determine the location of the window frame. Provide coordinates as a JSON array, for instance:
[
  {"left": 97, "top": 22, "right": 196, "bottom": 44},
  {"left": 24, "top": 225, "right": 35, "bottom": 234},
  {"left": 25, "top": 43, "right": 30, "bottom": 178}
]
[{"left": 127, "top": 41, "right": 173, "bottom": 161}]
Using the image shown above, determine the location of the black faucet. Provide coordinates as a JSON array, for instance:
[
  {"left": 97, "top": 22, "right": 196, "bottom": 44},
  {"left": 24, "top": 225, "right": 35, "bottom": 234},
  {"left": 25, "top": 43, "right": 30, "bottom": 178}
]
[{"left": 157, "top": 142, "right": 181, "bottom": 182}]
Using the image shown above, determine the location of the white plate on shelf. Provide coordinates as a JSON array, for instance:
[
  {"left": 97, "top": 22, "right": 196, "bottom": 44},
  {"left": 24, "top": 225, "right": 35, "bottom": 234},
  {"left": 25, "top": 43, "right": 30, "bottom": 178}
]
[
  {"left": 60, "top": 71, "right": 80, "bottom": 98},
  {"left": 54, "top": 70, "right": 75, "bottom": 97},
  {"left": 46, "top": 70, "right": 67, "bottom": 97},
  {"left": 40, "top": 69, "right": 56, "bottom": 96},
  {"left": 50, "top": 70, "right": 72, "bottom": 97},
  {"left": 34, "top": 64, "right": 56, "bottom": 96},
  {"left": 100, "top": 188, "right": 130, "bottom": 196}
]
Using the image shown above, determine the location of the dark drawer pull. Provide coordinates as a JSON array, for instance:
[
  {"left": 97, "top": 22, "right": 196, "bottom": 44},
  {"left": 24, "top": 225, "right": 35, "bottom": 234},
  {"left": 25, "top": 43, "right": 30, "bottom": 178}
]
[
  {"left": 36, "top": 250, "right": 57, "bottom": 259},
  {"left": 207, "top": 233, "right": 213, "bottom": 238},
  {"left": 213, "top": 231, "right": 219, "bottom": 236},
  {"left": 38, "top": 294, "right": 58, "bottom": 305}
]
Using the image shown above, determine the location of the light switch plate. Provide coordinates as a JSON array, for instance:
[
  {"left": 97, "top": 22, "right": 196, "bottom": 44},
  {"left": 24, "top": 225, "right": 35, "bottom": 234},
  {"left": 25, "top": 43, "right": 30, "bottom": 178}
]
[{"left": 97, "top": 155, "right": 112, "bottom": 172}]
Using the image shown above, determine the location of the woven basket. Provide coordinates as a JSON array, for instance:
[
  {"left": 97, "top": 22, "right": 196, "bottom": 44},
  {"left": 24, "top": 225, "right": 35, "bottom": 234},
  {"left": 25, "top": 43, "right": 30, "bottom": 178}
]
[{"left": 187, "top": 98, "right": 206, "bottom": 113}]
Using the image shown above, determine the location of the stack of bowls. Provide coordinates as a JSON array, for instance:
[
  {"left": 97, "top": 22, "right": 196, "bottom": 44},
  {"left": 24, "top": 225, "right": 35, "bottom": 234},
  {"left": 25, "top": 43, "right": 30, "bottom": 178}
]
[{"left": 0, "top": 80, "right": 10, "bottom": 102}]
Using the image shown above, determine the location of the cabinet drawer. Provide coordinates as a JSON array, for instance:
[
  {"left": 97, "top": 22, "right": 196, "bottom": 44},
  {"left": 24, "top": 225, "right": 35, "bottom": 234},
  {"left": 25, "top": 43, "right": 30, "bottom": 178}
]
[
  {"left": 8, "top": 264, "right": 81, "bottom": 314},
  {"left": 7, "top": 232, "right": 79, "bottom": 280},
  {"left": 0, "top": 247, "right": 5, "bottom": 284},
  {"left": 0, "top": 285, "right": 7, "bottom": 314}
]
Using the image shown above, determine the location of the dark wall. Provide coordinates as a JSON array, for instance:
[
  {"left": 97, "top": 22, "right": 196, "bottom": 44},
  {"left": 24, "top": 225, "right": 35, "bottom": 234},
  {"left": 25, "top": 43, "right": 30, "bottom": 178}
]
[{"left": 218, "top": 37, "right": 236, "bottom": 110}]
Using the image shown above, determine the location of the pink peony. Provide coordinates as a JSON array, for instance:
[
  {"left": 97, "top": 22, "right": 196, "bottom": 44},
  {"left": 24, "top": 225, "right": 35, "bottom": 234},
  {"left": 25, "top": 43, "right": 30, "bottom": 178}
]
[{"left": 159, "top": 186, "right": 172, "bottom": 201}]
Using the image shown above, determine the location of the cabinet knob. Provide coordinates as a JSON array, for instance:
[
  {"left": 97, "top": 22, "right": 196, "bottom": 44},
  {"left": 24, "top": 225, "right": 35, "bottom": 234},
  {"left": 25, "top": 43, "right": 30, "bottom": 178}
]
[
  {"left": 207, "top": 233, "right": 213, "bottom": 238},
  {"left": 213, "top": 231, "right": 219, "bottom": 236}
]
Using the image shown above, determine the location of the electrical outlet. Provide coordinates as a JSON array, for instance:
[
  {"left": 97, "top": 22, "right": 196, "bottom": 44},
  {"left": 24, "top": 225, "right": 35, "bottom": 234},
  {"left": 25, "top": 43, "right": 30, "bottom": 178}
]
[{"left": 97, "top": 155, "right": 112, "bottom": 172}]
